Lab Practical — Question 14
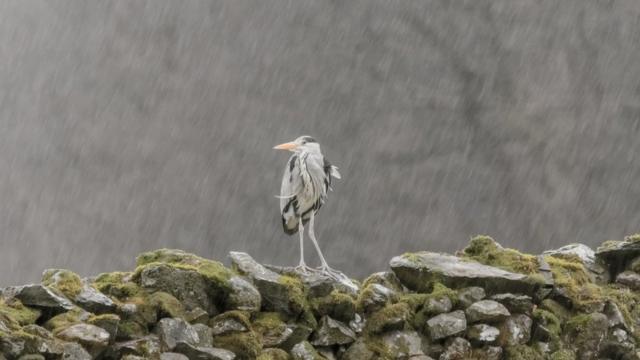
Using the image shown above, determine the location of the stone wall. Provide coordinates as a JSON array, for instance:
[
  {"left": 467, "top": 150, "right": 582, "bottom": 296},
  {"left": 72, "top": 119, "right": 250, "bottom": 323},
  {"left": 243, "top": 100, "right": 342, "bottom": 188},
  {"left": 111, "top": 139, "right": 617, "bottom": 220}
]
[{"left": 2, "top": 235, "right": 640, "bottom": 359}]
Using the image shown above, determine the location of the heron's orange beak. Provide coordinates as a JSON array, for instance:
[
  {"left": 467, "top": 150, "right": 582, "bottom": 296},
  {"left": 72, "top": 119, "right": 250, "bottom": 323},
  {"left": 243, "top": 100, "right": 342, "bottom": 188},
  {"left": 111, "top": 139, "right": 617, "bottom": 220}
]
[{"left": 273, "top": 142, "right": 298, "bottom": 151}]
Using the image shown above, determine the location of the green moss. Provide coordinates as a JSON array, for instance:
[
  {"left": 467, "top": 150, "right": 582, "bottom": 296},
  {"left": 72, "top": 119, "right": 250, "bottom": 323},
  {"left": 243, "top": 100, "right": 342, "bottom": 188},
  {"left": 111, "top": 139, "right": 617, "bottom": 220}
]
[
  {"left": 364, "top": 302, "right": 410, "bottom": 334},
  {"left": 252, "top": 312, "right": 287, "bottom": 345},
  {"left": 93, "top": 272, "right": 140, "bottom": 299},
  {"left": 550, "top": 349, "right": 576, "bottom": 360},
  {"left": 43, "top": 308, "right": 85, "bottom": 334},
  {"left": 310, "top": 290, "right": 356, "bottom": 322},
  {"left": 596, "top": 240, "right": 622, "bottom": 253},
  {"left": 41, "top": 269, "right": 83, "bottom": 299},
  {"left": 211, "top": 310, "right": 253, "bottom": 330},
  {"left": 601, "top": 285, "right": 640, "bottom": 340},
  {"left": 148, "top": 291, "right": 186, "bottom": 319},
  {"left": 116, "top": 319, "right": 148, "bottom": 340},
  {"left": 212, "top": 331, "right": 262, "bottom": 360},
  {"left": 539, "top": 299, "right": 572, "bottom": 322},
  {"left": 625, "top": 233, "right": 640, "bottom": 243},
  {"left": 257, "top": 348, "right": 291, "bottom": 360},
  {"left": 135, "top": 249, "right": 232, "bottom": 287},
  {"left": 0, "top": 299, "right": 41, "bottom": 326},
  {"left": 532, "top": 309, "right": 561, "bottom": 337},
  {"left": 277, "top": 275, "right": 316, "bottom": 328},
  {"left": 504, "top": 345, "right": 544, "bottom": 360},
  {"left": 544, "top": 255, "right": 602, "bottom": 310},
  {"left": 462, "top": 235, "right": 539, "bottom": 274}
]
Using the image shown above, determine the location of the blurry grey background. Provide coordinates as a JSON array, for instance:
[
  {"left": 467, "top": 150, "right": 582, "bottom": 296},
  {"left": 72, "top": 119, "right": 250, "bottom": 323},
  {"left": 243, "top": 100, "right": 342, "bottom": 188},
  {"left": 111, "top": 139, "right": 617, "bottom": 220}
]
[{"left": 0, "top": 1, "right": 639, "bottom": 286}]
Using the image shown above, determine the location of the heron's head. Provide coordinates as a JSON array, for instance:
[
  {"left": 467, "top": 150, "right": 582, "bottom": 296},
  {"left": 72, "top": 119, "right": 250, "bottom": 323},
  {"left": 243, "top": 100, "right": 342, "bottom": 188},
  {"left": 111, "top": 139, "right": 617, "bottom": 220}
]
[{"left": 273, "top": 136, "right": 320, "bottom": 153}]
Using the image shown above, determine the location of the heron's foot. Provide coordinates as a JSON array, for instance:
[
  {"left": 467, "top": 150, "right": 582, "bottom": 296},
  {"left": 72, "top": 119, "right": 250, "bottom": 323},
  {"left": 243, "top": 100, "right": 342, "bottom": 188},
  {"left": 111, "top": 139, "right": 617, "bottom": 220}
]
[
  {"left": 317, "top": 264, "right": 346, "bottom": 281},
  {"left": 294, "top": 263, "right": 316, "bottom": 275}
]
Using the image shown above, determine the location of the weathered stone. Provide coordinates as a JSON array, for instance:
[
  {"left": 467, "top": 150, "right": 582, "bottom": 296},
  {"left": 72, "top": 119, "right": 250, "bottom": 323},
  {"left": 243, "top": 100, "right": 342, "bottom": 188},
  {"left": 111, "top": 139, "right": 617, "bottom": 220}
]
[
  {"left": 157, "top": 318, "right": 199, "bottom": 351},
  {"left": 210, "top": 315, "right": 248, "bottom": 336},
  {"left": 60, "top": 342, "right": 92, "bottom": 360},
  {"left": 311, "top": 316, "right": 355, "bottom": 346},
  {"left": 174, "top": 343, "right": 236, "bottom": 360},
  {"left": 380, "top": 330, "right": 425, "bottom": 358},
  {"left": 456, "top": 287, "right": 485, "bottom": 309},
  {"left": 466, "top": 324, "right": 499, "bottom": 344},
  {"left": 390, "top": 252, "right": 538, "bottom": 295},
  {"left": 424, "top": 296, "right": 452, "bottom": 316},
  {"left": 356, "top": 284, "right": 395, "bottom": 314},
  {"left": 616, "top": 271, "right": 640, "bottom": 290},
  {"left": 341, "top": 339, "right": 375, "bottom": 360},
  {"left": 603, "top": 300, "right": 628, "bottom": 331},
  {"left": 122, "top": 356, "right": 145, "bottom": 360},
  {"left": 87, "top": 313, "right": 120, "bottom": 340},
  {"left": 258, "top": 348, "right": 291, "bottom": 360},
  {"left": 75, "top": 283, "right": 117, "bottom": 314},
  {"left": 600, "top": 328, "right": 636, "bottom": 360},
  {"left": 185, "top": 307, "right": 209, "bottom": 325},
  {"left": 279, "top": 324, "right": 314, "bottom": 351},
  {"left": 110, "top": 335, "right": 162, "bottom": 359},
  {"left": 229, "top": 252, "right": 304, "bottom": 316},
  {"left": 439, "top": 337, "right": 471, "bottom": 360},
  {"left": 465, "top": 300, "right": 510, "bottom": 323},
  {"left": 564, "top": 312, "right": 609, "bottom": 360},
  {"left": 544, "top": 243, "right": 609, "bottom": 284},
  {"left": 290, "top": 341, "right": 325, "bottom": 360},
  {"left": 192, "top": 324, "right": 213, "bottom": 348},
  {"left": 56, "top": 323, "right": 110, "bottom": 356},
  {"left": 364, "top": 303, "right": 411, "bottom": 334},
  {"left": 471, "top": 346, "right": 502, "bottom": 360},
  {"left": 596, "top": 236, "right": 640, "bottom": 278},
  {"left": 425, "top": 310, "right": 466, "bottom": 340},
  {"left": 150, "top": 292, "right": 187, "bottom": 320},
  {"left": 160, "top": 353, "right": 190, "bottom": 360},
  {"left": 11, "top": 285, "right": 75, "bottom": 313},
  {"left": 362, "top": 272, "right": 404, "bottom": 292},
  {"left": 226, "top": 276, "right": 261, "bottom": 313},
  {"left": 489, "top": 293, "right": 533, "bottom": 314},
  {"left": 138, "top": 263, "right": 217, "bottom": 314},
  {"left": 498, "top": 314, "right": 532, "bottom": 346}
]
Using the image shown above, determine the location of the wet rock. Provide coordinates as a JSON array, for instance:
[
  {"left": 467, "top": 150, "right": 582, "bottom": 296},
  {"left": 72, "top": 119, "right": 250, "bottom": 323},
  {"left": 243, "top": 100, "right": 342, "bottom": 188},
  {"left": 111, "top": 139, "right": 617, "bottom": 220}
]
[
  {"left": 490, "top": 293, "right": 533, "bottom": 314},
  {"left": 193, "top": 324, "right": 213, "bottom": 348},
  {"left": 465, "top": 300, "right": 510, "bottom": 323},
  {"left": 229, "top": 252, "right": 306, "bottom": 317},
  {"left": 56, "top": 323, "right": 110, "bottom": 356},
  {"left": 311, "top": 316, "right": 355, "bottom": 346},
  {"left": 356, "top": 284, "right": 396, "bottom": 314},
  {"left": 439, "top": 337, "right": 471, "bottom": 360},
  {"left": 425, "top": 296, "right": 453, "bottom": 316},
  {"left": 279, "top": 324, "right": 314, "bottom": 351},
  {"left": 252, "top": 313, "right": 293, "bottom": 348},
  {"left": 564, "top": 312, "right": 608, "bottom": 360},
  {"left": 466, "top": 324, "right": 500, "bottom": 344},
  {"left": 544, "top": 243, "right": 609, "bottom": 284},
  {"left": 456, "top": 287, "right": 485, "bottom": 309},
  {"left": 471, "top": 346, "right": 502, "bottom": 360},
  {"left": 498, "top": 314, "right": 532, "bottom": 346},
  {"left": 310, "top": 290, "right": 356, "bottom": 323},
  {"left": 173, "top": 343, "right": 236, "bottom": 360},
  {"left": 364, "top": 302, "right": 411, "bottom": 334},
  {"left": 60, "top": 342, "right": 92, "bottom": 360},
  {"left": 596, "top": 235, "right": 640, "bottom": 278},
  {"left": 226, "top": 276, "right": 261, "bottom": 313},
  {"left": 75, "top": 283, "right": 117, "bottom": 314},
  {"left": 615, "top": 271, "right": 640, "bottom": 290},
  {"left": 210, "top": 313, "right": 261, "bottom": 359},
  {"left": 87, "top": 313, "right": 120, "bottom": 340},
  {"left": 138, "top": 263, "right": 217, "bottom": 314},
  {"left": 157, "top": 318, "right": 200, "bottom": 351},
  {"left": 109, "top": 335, "right": 161, "bottom": 359},
  {"left": 380, "top": 330, "right": 425, "bottom": 358},
  {"left": 150, "top": 292, "right": 187, "bottom": 320},
  {"left": 160, "top": 353, "right": 190, "bottom": 360},
  {"left": 390, "top": 252, "right": 538, "bottom": 295},
  {"left": 11, "top": 285, "right": 75, "bottom": 313},
  {"left": 425, "top": 310, "right": 467, "bottom": 340},
  {"left": 341, "top": 339, "right": 375, "bottom": 360},
  {"left": 291, "top": 341, "right": 325, "bottom": 360},
  {"left": 210, "top": 313, "right": 249, "bottom": 336}
]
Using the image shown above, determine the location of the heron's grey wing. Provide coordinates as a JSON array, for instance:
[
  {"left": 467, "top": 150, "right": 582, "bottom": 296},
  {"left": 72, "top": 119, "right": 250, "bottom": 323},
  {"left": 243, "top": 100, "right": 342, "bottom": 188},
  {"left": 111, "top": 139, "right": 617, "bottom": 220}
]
[{"left": 280, "top": 154, "right": 303, "bottom": 234}]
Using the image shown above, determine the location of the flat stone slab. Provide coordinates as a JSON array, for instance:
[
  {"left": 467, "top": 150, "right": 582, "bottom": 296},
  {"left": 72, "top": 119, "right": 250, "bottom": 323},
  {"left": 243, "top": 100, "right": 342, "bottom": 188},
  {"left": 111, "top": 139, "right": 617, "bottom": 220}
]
[{"left": 390, "top": 252, "right": 538, "bottom": 295}]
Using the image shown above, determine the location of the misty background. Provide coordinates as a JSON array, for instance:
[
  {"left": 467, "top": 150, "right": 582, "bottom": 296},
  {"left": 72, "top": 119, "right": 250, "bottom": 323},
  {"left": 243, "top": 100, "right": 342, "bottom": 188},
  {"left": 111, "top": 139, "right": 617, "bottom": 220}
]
[{"left": 0, "top": 1, "right": 639, "bottom": 286}]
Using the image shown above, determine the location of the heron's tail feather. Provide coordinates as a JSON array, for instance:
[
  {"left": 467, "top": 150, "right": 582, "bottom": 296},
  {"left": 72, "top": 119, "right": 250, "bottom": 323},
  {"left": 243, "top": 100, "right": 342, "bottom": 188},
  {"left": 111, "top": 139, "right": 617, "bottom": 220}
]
[{"left": 330, "top": 165, "right": 341, "bottom": 179}]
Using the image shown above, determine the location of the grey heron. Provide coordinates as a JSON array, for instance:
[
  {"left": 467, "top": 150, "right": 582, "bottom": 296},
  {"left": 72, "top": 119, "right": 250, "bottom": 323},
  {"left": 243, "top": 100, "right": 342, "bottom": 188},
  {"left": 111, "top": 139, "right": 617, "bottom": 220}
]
[{"left": 273, "top": 136, "right": 342, "bottom": 277}]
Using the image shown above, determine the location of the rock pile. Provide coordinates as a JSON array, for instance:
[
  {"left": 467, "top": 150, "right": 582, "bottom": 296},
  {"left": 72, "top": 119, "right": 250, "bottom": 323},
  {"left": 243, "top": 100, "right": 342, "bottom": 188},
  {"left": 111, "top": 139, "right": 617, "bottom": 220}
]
[{"left": 1, "top": 235, "right": 640, "bottom": 359}]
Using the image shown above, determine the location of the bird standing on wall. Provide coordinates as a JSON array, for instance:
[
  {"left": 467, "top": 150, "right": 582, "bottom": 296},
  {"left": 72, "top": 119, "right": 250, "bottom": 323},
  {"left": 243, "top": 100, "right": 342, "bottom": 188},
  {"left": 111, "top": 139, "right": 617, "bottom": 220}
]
[{"left": 273, "top": 136, "right": 342, "bottom": 278}]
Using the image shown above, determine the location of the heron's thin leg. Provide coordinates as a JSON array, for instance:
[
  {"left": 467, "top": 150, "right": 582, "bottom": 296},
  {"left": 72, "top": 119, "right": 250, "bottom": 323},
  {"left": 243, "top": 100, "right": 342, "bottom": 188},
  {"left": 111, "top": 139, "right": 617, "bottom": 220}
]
[
  {"left": 295, "top": 219, "right": 313, "bottom": 274},
  {"left": 309, "top": 212, "right": 343, "bottom": 279}
]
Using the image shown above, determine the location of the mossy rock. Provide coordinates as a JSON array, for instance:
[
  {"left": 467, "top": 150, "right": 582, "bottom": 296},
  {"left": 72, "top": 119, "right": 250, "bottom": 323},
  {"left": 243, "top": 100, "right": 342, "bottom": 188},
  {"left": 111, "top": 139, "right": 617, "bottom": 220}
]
[
  {"left": 257, "top": 348, "right": 291, "bottom": 360},
  {"left": 563, "top": 312, "right": 608, "bottom": 358},
  {"left": 93, "top": 272, "right": 141, "bottom": 300},
  {"left": 41, "top": 269, "right": 83, "bottom": 299},
  {"left": 0, "top": 299, "right": 41, "bottom": 326},
  {"left": 544, "top": 255, "right": 604, "bottom": 311},
  {"left": 212, "top": 330, "right": 262, "bottom": 360},
  {"left": 364, "top": 302, "right": 411, "bottom": 335},
  {"left": 504, "top": 345, "right": 544, "bottom": 360},
  {"left": 549, "top": 349, "right": 576, "bottom": 360},
  {"left": 252, "top": 312, "right": 290, "bottom": 348},
  {"left": 462, "top": 236, "right": 539, "bottom": 275},
  {"left": 43, "top": 308, "right": 88, "bottom": 334},
  {"left": 148, "top": 291, "right": 187, "bottom": 319},
  {"left": 310, "top": 290, "right": 356, "bottom": 322},
  {"left": 87, "top": 313, "right": 120, "bottom": 339}
]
